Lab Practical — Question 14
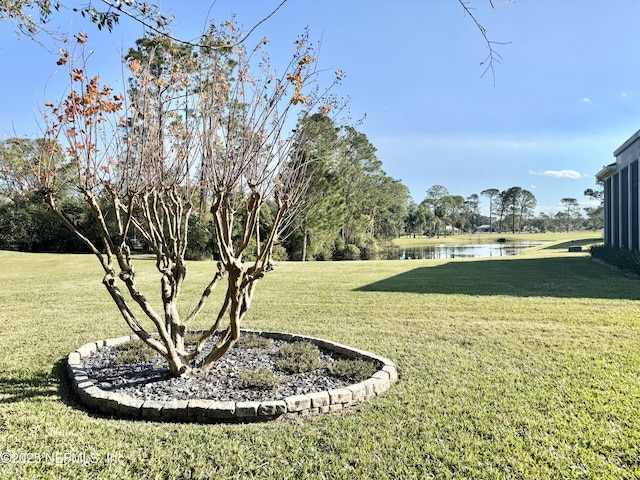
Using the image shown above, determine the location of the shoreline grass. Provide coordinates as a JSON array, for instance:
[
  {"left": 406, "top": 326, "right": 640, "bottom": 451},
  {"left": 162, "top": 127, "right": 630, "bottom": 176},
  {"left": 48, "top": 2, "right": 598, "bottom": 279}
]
[
  {"left": 0, "top": 240, "right": 638, "bottom": 479},
  {"left": 392, "top": 230, "right": 601, "bottom": 247}
]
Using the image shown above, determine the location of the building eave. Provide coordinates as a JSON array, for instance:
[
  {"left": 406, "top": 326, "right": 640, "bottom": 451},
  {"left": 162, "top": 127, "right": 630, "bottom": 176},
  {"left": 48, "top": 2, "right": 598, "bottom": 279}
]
[{"left": 596, "top": 163, "right": 617, "bottom": 181}]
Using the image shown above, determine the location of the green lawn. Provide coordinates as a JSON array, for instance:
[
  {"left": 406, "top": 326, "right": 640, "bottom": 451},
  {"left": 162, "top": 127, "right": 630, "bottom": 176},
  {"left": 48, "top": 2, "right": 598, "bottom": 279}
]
[{"left": 1, "top": 239, "right": 639, "bottom": 479}]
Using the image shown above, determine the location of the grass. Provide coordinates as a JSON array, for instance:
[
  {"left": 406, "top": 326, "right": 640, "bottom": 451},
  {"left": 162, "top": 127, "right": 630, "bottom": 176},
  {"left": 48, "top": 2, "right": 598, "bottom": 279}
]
[
  {"left": 0, "top": 236, "right": 639, "bottom": 478},
  {"left": 392, "top": 230, "right": 601, "bottom": 247}
]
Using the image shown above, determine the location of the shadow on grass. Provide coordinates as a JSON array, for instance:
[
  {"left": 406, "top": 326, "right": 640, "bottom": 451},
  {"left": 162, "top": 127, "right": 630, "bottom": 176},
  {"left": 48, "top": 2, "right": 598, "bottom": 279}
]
[
  {"left": 0, "top": 359, "right": 75, "bottom": 406},
  {"left": 355, "top": 256, "right": 640, "bottom": 300},
  {"left": 541, "top": 237, "right": 602, "bottom": 250}
]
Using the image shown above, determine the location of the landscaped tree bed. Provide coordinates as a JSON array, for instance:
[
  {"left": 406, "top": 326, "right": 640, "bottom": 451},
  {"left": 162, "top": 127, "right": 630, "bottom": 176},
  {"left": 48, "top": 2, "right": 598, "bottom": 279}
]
[{"left": 68, "top": 330, "right": 398, "bottom": 423}]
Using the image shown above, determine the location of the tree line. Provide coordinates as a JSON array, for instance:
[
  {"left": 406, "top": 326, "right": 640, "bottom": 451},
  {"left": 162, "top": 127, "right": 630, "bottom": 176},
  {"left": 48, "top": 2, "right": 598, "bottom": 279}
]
[
  {"left": 0, "top": 129, "right": 603, "bottom": 259},
  {"left": 405, "top": 184, "right": 603, "bottom": 238},
  {"left": 0, "top": 123, "right": 410, "bottom": 260},
  {"left": 1, "top": 134, "right": 603, "bottom": 258}
]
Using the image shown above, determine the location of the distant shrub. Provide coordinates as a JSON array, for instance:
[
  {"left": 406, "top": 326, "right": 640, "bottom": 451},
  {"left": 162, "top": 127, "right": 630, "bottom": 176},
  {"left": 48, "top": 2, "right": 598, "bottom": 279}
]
[
  {"left": 342, "top": 244, "right": 361, "bottom": 260},
  {"left": 271, "top": 244, "right": 288, "bottom": 262},
  {"left": 243, "top": 239, "right": 288, "bottom": 262},
  {"left": 114, "top": 341, "right": 157, "bottom": 365},
  {"left": 328, "top": 358, "right": 377, "bottom": 382},
  {"left": 332, "top": 240, "right": 361, "bottom": 261},
  {"left": 238, "top": 368, "right": 282, "bottom": 390},
  {"left": 359, "top": 238, "right": 381, "bottom": 260},
  {"left": 276, "top": 341, "right": 321, "bottom": 373},
  {"left": 184, "top": 248, "right": 210, "bottom": 261},
  {"left": 590, "top": 244, "right": 640, "bottom": 275}
]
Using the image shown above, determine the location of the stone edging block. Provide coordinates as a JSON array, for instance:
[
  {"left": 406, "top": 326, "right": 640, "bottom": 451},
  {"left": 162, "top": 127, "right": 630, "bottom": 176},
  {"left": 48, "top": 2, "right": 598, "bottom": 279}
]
[{"left": 68, "top": 329, "right": 398, "bottom": 423}]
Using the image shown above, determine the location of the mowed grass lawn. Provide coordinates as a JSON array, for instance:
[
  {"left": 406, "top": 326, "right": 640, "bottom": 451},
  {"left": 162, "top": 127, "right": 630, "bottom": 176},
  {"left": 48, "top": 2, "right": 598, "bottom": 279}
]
[{"left": 1, "top": 234, "right": 639, "bottom": 479}]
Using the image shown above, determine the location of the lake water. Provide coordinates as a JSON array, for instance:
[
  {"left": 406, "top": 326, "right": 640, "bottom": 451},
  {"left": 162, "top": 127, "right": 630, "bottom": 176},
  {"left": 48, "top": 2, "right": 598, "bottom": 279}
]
[{"left": 386, "top": 242, "right": 544, "bottom": 260}]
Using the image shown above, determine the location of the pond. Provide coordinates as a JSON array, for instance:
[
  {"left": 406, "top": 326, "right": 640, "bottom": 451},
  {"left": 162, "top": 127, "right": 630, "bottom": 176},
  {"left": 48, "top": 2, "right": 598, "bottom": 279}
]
[{"left": 385, "top": 242, "right": 545, "bottom": 260}]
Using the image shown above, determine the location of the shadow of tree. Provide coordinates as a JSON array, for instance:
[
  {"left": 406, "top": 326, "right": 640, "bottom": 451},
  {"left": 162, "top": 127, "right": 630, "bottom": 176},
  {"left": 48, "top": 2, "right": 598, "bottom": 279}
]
[
  {"left": 0, "top": 359, "right": 75, "bottom": 406},
  {"left": 355, "top": 256, "right": 640, "bottom": 300},
  {"left": 541, "top": 237, "right": 602, "bottom": 250}
]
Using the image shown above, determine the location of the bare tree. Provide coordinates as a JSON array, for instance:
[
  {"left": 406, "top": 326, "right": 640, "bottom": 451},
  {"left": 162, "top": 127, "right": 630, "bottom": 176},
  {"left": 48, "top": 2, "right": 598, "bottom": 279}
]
[{"left": 4, "top": 24, "right": 342, "bottom": 376}]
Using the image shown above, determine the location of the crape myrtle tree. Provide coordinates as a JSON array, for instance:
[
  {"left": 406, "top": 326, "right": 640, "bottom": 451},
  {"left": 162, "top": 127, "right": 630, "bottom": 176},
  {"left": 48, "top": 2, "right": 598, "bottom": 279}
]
[{"left": 4, "top": 24, "right": 342, "bottom": 376}]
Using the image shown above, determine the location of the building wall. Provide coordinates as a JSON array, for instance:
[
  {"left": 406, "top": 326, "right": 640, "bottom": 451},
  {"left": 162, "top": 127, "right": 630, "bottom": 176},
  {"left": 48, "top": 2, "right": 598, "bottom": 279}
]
[
  {"left": 599, "top": 129, "right": 640, "bottom": 251},
  {"left": 632, "top": 161, "right": 639, "bottom": 250},
  {"left": 603, "top": 175, "right": 611, "bottom": 244}
]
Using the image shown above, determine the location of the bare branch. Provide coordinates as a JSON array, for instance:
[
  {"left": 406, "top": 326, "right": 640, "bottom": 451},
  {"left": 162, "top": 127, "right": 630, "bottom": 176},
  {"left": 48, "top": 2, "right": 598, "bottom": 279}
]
[
  {"left": 237, "top": 0, "right": 288, "bottom": 47},
  {"left": 489, "top": 0, "right": 516, "bottom": 8},
  {"left": 457, "top": 0, "right": 512, "bottom": 84},
  {"left": 99, "top": 0, "right": 289, "bottom": 51}
]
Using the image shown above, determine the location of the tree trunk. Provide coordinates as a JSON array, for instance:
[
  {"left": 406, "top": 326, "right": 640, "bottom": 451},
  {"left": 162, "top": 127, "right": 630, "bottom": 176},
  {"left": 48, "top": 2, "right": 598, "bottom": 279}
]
[
  {"left": 302, "top": 226, "right": 308, "bottom": 261},
  {"left": 198, "top": 263, "right": 244, "bottom": 368}
]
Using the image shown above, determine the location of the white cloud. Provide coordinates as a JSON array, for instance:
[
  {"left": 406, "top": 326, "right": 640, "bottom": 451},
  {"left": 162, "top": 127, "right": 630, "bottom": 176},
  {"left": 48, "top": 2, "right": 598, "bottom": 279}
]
[
  {"left": 529, "top": 169, "right": 584, "bottom": 179},
  {"left": 581, "top": 97, "right": 592, "bottom": 103}
]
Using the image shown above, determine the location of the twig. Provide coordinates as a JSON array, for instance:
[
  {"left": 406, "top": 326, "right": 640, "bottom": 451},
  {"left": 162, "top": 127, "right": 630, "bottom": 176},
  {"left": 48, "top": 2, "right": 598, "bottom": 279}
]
[
  {"left": 457, "top": 0, "right": 512, "bottom": 85},
  {"left": 99, "top": 0, "right": 289, "bottom": 50}
]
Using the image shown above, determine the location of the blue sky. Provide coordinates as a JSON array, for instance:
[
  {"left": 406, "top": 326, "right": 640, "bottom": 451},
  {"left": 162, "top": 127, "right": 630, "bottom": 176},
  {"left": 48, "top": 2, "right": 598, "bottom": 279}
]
[{"left": 2, "top": 0, "right": 640, "bottom": 214}]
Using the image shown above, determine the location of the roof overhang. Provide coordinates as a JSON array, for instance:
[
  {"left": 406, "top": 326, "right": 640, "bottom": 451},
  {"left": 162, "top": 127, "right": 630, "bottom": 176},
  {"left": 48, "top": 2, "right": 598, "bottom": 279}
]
[{"left": 596, "top": 163, "right": 617, "bottom": 181}]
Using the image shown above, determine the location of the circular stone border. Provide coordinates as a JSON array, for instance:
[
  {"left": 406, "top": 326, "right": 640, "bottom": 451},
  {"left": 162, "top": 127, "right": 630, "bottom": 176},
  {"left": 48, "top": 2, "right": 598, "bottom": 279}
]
[{"left": 67, "top": 329, "right": 398, "bottom": 423}]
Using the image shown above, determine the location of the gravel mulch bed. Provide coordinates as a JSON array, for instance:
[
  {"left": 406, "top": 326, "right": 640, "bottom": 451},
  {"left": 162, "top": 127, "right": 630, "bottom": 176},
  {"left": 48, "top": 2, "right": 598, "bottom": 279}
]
[{"left": 82, "top": 337, "right": 358, "bottom": 403}]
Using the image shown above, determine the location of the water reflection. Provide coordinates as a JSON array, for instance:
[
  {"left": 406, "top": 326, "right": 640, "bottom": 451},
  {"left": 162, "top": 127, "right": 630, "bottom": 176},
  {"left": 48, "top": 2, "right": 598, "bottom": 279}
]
[{"left": 387, "top": 242, "right": 544, "bottom": 260}]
